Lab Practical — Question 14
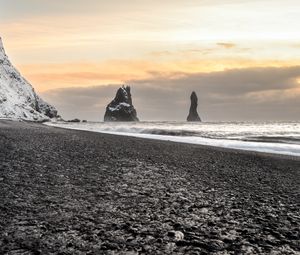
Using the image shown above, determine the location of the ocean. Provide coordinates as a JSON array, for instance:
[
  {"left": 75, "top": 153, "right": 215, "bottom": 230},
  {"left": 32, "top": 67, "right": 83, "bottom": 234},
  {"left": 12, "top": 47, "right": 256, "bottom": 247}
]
[{"left": 46, "top": 121, "right": 300, "bottom": 156}]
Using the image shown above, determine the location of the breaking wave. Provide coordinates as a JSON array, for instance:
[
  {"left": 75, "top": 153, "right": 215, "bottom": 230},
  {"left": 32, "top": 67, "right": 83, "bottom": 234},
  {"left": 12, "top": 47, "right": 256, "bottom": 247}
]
[{"left": 46, "top": 121, "right": 300, "bottom": 156}]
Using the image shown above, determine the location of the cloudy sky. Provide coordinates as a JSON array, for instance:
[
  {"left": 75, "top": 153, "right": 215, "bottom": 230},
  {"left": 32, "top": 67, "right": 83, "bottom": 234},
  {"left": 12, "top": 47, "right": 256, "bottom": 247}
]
[{"left": 1, "top": 0, "right": 300, "bottom": 121}]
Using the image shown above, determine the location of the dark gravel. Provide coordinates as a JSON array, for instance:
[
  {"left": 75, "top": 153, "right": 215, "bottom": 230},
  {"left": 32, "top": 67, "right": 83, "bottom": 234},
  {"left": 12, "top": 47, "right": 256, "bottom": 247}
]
[{"left": 0, "top": 120, "right": 299, "bottom": 255}]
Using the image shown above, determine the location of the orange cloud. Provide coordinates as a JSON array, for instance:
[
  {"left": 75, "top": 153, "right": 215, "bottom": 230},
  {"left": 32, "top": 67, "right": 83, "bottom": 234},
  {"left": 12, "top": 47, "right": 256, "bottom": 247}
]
[
  {"left": 217, "top": 42, "right": 236, "bottom": 49},
  {"left": 17, "top": 59, "right": 300, "bottom": 92}
]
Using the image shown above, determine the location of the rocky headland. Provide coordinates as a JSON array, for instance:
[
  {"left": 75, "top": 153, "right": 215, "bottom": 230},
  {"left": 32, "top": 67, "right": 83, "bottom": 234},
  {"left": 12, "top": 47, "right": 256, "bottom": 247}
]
[{"left": 0, "top": 37, "right": 57, "bottom": 121}]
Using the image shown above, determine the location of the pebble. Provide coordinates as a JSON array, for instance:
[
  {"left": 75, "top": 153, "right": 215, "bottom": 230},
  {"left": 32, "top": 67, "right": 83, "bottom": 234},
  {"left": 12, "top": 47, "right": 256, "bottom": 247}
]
[
  {"left": 199, "top": 207, "right": 209, "bottom": 214},
  {"left": 168, "top": 231, "right": 185, "bottom": 241}
]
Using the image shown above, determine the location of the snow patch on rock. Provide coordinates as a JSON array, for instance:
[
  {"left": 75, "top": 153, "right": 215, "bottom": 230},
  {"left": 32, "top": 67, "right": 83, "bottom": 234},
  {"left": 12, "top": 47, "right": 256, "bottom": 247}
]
[
  {"left": 104, "top": 85, "right": 139, "bottom": 122},
  {"left": 0, "top": 37, "right": 57, "bottom": 121}
]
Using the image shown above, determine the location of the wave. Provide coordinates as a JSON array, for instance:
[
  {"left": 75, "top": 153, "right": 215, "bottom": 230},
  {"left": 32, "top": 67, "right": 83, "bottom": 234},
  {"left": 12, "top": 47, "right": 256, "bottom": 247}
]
[
  {"left": 45, "top": 121, "right": 300, "bottom": 156},
  {"left": 140, "top": 128, "right": 200, "bottom": 137},
  {"left": 99, "top": 126, "right": 300, "bottom": 145},
  {"left": 240, "top": 136, "right": 300, "bottom": 145}
]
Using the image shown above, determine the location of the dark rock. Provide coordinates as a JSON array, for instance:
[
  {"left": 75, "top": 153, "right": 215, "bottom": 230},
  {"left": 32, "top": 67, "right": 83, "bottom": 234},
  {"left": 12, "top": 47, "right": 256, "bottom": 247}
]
[
  {"left": 190, "top": 240, "right": 225, "bottom": 252},
  {"left": 173, "top": 222, "right": 181, "bottom": 229},
  {"left": 67, "top": 118, "right": 80, "bottom": 123},
  {"left": 101, "top": 242, "right": 119, "bottom": 250},
  {"left": 187, "top": 91, "right": 201, "bottom": 122},
  {"left": 168, "top": 231, "right": 175, "bottom": 238},
  {"left": 104, "top": 85, "right": 139, "bottom": 122},
  {"left": 176, "top": 240, "right": 190, "bottom": 246},
  {"left": 36, "top": 101, "right": 58, "bottom": 119}
]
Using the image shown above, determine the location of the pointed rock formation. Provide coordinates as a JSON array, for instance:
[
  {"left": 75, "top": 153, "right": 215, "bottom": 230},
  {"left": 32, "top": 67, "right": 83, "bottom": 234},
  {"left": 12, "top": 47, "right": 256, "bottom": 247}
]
[
  {"left": 104, "top": 85, "right": 139, "bottom": 122},
  {"left": 0, "top": 37, "right": 58, "bottom": 121},
  {"left": 187, "top": 91, "right": 201, "bottom": 122}
]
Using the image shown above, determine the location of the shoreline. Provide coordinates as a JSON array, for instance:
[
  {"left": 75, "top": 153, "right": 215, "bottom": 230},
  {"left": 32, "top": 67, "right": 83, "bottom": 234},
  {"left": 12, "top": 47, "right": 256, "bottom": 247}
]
[
  {"left": 0, "top": 120, "right": 299, "bottom": 254},
  {"left": 47, "top": 122, "right": 300, "bottom": 161}
]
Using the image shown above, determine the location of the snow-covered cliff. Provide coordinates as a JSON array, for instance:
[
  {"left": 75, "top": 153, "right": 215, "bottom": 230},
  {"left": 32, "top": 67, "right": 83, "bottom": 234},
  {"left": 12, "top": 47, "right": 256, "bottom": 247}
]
[{"left": 0, "top": 37, "right": 57, "bottom": 121}]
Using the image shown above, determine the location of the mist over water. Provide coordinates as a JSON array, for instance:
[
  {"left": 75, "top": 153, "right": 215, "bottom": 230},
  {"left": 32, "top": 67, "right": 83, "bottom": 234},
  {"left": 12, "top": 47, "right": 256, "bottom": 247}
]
[{"left": 47, "top": 121, "right": 300, "bottom": 156}]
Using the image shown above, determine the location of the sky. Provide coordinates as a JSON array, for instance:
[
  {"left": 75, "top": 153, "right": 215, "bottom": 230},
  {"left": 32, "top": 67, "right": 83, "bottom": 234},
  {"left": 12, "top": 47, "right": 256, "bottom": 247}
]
[{"left": 1, "top": 0, "right": 300, "bottom": 121}]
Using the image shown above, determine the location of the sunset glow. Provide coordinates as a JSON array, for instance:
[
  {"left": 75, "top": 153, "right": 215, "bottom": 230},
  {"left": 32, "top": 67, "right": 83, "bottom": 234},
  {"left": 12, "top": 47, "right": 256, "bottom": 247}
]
[
  {"left": 1, "top": 0, "right": 300, "bottom": 121},
  {"left": 1, "top": 0, "right": 300, "bottom": 92}
]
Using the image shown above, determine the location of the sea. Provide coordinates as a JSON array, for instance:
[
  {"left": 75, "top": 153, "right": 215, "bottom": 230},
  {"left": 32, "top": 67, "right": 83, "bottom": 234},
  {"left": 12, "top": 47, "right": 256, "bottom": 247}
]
[{"left": 46, "top": 121, "right": 300, "bottom": 157}]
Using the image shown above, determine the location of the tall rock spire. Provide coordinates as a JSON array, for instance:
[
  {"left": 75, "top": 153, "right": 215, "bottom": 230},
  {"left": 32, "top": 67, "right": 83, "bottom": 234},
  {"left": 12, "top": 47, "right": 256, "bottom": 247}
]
[
  {"left": 104, "top": 85, "right": 139, "bottom": 122},
  {"left": 187, "top": 91, "right": 201, "bottom": 122}
]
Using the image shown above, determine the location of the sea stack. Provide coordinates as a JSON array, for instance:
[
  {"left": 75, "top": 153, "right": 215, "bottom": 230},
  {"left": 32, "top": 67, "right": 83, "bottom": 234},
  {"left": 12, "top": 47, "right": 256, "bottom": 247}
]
[
  {"left": 0, "top": 37, "right": 58, "bottom": 121},
  {"left": 104, "top": 85, "right": 139, "bottom": 122},
  {"left": 187, "top": 91, "right": 201, "bottom": 122}
]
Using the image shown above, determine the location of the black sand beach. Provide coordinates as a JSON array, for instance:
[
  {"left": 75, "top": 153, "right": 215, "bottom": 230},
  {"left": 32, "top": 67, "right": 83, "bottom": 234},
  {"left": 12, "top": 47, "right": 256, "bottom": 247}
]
[{"left": 0, "top": 120, "right": 299, "bottom": 254}]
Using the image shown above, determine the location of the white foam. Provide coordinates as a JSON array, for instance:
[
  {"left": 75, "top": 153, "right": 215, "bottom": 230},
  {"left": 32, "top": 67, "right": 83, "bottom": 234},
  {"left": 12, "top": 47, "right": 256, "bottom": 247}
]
[{"left": 46, "top": 122, "right": 300, "bottom": 157}]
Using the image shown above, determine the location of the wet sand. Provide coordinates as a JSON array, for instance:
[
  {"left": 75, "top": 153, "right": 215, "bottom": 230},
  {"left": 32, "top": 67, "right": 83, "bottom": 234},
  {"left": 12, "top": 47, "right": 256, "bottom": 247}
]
[{"left": 0, "top": 120, "right": 299, "bottom": 254}]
